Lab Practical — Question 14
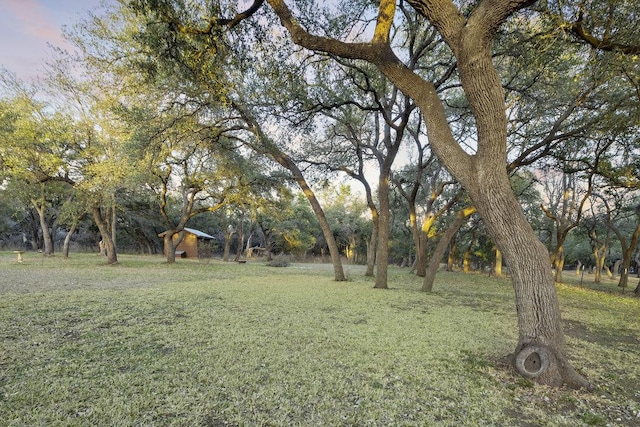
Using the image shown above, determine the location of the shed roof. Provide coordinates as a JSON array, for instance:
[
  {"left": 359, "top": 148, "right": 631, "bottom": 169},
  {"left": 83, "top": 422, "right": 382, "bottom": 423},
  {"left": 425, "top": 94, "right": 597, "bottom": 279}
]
[{"left": 184, "top": 227, "right": 214, "bottom": 239}]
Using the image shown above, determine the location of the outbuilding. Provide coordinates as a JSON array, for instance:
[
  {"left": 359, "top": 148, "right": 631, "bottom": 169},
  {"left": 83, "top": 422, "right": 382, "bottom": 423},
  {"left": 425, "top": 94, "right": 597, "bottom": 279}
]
[{"left": 174, "top": 227, "right": 215, "bottom": 258}]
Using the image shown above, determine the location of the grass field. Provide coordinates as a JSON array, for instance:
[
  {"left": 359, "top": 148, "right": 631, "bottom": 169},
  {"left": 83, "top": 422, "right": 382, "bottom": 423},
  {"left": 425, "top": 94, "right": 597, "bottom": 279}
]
[{"left": 1, "top": 252, "right": 638, "bottom": 426}]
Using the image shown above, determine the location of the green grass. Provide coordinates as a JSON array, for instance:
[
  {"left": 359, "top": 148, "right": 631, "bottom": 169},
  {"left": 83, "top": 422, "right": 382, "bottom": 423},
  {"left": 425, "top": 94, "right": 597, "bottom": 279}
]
[{"left": 1, "top": 253, "right": 639, "bottom": 426}]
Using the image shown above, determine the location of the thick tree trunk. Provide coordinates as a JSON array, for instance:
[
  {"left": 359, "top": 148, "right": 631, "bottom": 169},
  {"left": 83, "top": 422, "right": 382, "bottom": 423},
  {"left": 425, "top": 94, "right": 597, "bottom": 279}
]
[
  {"left": 164, "top": 233, "right": 177, "bottom": 263},
  {"left": 469, "top": 172, "right": 589, "bottom": 388}
]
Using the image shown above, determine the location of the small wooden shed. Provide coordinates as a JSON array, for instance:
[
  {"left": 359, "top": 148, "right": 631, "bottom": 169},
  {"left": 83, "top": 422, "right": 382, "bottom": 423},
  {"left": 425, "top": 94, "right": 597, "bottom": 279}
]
[{"left": 174, "top": 227, "right": 215, "bottom": 258}]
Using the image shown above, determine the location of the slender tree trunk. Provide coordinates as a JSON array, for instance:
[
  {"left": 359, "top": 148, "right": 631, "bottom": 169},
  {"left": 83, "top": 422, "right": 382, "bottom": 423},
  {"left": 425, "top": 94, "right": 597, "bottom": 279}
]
[
  {"left": 463, "top": 231, "right": 477, "bottom": 273},
  {"left": 302, "top": 186, "right": 345, "bottom": 280},
  {"left": 235, "top": 101, "right": 345, "bottom": 281},
  {"left": 415, "top": 232, "right": 428, "bottom": 276},
  {"left": 612, "top": 259, "right": 622, "bottom": 281},
  {"left": 265, "top": 232, "right": 274, "bottom": 261},
  {"left": 618, "top": 264, "right": 630, "bottom": 290},
  {"left": 92, "top": 206, "right": 117, "bottom": 264},
  {"left": 416, "top": 215, "right": 437, "bottom": 277},
  {"left": 111, "top": 195, "right": 117, "bottom": 253},
  {"left": 463, "top": 247, "right": 472, "bottom": 272},
  {"left": 495, "top": 248, "right": 503, "bottom": 277},
  {"left": 365, "top": 209, "right": 378, "bottom": 276},
  {"left": 62, "top": 221, "right": 79, "bottom": 258},
  {"left": 409, "top": 208, "right": 426, "bottom": 277},
  {"left": 553, "top": 245, "right": 565, "bottom": 283},
  {"left": 234, "top": 219, "right": 244, "bottom": 262},
  {"left": 593, "top": 247, "right": 605, "bottom": 283},
  {"left": 423, "top": 207, "right": 474, "bottom": 292},
  {"left": 611, "top": 219, "right": 640, "bottom": 288},
  {"left": 223, "top": 228, "right": 233, "bottom": 262},
  {"left": 446, "top": 238, "right": 456, "bottom": 272},
  {"left": 33, "top": 202, "right": 54, "bottom": 256},
  {"left": 374, "top": 172, "right": 391, "bottom": 288}
]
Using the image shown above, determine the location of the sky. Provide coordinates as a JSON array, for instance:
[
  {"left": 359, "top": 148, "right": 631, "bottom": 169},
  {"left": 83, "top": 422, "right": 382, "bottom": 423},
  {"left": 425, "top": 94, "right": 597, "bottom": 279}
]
[{"left": 0, "top": 0, "right": 112, "bottom": 82}]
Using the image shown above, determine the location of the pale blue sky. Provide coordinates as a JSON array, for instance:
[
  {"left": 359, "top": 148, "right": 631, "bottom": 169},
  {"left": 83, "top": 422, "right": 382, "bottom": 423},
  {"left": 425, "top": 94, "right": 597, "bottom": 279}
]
[{"left": 0, "top": 0, "right": 113, "bottom": 81}]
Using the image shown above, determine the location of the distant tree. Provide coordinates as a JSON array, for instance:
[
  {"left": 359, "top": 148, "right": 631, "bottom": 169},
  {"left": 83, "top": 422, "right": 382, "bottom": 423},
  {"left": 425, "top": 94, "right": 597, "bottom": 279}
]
[
  {"left": 322, "top": 185, "right": 370, "bottom": 264},
  {"left": 0, "top": 74, "right": 77, "bottom": 256},
  {"left": 539, "top": 165, "right": 593, "bottom": 283}
]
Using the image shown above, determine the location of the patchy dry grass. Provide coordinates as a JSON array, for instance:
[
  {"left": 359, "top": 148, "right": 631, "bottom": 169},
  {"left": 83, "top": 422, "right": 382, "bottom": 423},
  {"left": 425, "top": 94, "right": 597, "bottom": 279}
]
[{"left": 0, "top": 252, "right": 638, "bottom": 426}]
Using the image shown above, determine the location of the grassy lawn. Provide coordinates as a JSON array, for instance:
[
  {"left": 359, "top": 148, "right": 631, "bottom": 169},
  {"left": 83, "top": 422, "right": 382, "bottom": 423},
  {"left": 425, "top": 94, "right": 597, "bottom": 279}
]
[{"left": 0, "top": 253, "right": 638, "bottom": 426}]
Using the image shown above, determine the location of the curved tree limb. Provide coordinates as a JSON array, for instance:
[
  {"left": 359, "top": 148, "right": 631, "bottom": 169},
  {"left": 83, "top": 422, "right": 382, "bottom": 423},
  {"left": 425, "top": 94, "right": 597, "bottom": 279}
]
[{"left": 568, "top": 16, "right": 640, "bottom": 55}]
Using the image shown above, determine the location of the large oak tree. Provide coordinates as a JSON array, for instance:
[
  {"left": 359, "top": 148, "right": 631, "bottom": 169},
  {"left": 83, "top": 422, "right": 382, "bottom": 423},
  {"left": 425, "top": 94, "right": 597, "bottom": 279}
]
[{"left": 259, "top": 0, "right": 590, "bottom": 388}]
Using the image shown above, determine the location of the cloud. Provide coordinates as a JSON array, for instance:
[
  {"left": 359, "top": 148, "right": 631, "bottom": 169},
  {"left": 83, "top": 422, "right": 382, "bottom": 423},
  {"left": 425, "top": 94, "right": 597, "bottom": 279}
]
[{"left": 0, "top": 0, "right": 77, "bottom": 81}]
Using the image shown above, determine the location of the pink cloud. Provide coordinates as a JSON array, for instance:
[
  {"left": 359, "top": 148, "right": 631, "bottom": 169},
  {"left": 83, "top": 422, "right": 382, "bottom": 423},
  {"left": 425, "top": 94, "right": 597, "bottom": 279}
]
[{"left": 5, "top": 0, "right": 68, "bottom": 47}]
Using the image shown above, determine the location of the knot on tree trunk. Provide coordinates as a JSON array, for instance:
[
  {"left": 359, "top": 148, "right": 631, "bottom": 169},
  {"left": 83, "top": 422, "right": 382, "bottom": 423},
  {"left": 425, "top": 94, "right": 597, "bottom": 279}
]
[
  {"left": 515, "top": 345, "right": 550, "bottom": 378},
  {"left": 514, "top": 344, "right": 592, "bottom": 390}
]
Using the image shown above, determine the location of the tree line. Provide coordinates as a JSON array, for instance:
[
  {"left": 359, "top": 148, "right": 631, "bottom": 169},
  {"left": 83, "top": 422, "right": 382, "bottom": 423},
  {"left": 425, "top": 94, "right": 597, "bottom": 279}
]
[{"left": 0, "top": 0, "right": 638, "bottom": 389}]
